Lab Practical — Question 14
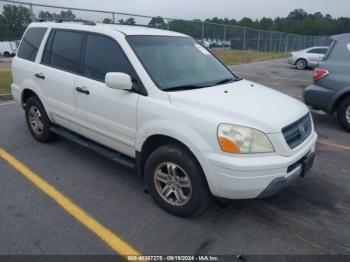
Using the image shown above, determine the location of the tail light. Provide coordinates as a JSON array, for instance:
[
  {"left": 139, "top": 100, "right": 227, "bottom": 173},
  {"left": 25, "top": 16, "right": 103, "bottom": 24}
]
[{"left": 313, "top": 68, "right": 329, "bottom": 81}]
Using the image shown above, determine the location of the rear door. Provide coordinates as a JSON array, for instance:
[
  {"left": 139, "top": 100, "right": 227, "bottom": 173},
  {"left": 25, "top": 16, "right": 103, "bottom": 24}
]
[
  {"left": 36, "top": 29, "right": 84, "bottom": 132},
  {"left": 307, "top": 48, "right": 326, "bottom": 64},
  {"left": 74, "top": 33, "right": 139, "bottom": 157}
]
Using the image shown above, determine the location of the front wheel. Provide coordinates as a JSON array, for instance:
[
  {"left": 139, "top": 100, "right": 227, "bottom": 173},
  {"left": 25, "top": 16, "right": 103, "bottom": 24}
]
[
  {"left": 296, "top": 59, "right": 307, "bottom": 70},
  {"left": 337, "top": 96, "right": 350, "bottom": 132},
  {"left": 145, "top": 144, "right": 211, "bottom": 217}
]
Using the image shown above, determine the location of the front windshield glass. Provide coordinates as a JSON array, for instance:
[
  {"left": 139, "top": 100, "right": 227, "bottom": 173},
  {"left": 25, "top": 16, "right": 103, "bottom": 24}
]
[{"left": 127, "top": 35, "right": 238, "bottom": 91}]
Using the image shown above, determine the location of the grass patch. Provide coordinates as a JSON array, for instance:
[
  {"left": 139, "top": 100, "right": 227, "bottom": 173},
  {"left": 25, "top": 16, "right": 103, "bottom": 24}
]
[
  {"left": 0, "top": 70, "right": 12, "bottom": 94},
  {"left": 213, "top": 49, "right": 289, "bottom": 65}
]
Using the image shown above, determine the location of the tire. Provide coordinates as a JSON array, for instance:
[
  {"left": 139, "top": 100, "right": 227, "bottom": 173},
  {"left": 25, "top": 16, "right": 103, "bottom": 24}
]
[
  {"left": 3, "top": 51, "right": 10, "bottom": 57},
  {"left": 145, "top": 144, "right": 211, "bottom": 217},
  {"left": 295, "top": 59, "right": 307, "bottom": 70},
  {"left": 25, "top": 96, "right": 56, "bottom": 142},
  {"left": 337, "top": 96, "right": 350, "bottom": 132}
]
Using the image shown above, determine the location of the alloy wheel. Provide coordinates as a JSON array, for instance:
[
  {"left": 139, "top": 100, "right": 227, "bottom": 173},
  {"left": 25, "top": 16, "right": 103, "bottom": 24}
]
[{"left": 153, "top": 162, "right": 192, "bottom": 206}]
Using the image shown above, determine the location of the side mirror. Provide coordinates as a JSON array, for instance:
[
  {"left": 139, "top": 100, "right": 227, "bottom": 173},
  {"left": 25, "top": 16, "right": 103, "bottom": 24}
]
[{"left": 105, "top": 72, "right": 133, "bottom": 91}]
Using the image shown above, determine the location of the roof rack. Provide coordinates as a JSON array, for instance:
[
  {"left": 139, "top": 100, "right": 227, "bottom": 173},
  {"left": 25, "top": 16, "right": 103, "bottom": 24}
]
[{"left": 36, "top": 18, "right": 96, "bottom": 26}]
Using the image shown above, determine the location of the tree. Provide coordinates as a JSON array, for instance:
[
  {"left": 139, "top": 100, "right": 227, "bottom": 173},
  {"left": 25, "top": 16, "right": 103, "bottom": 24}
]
[
  {"left": 118, "top": 17, "right": 136, "bottom": 25},
  {"left": 288, "top": 9, "right": 308, "bottom": 21},
  {"left": 148, "top": 16, "right": 165, "bottom": 28},
  {"left": 38, "top": 9, "right": 75, "bottom": 20},
  {"left": 238, "top": 17, "right": 254, "bottom": 27},
  {"left": 259, "top": 17, "right": 273, "bottom": 30},
  {"left": 103, "top": 18, "right": 113, "bottom": 24},
  {"left": 0, "top": 4, "right": 32, "bottom": 41}
]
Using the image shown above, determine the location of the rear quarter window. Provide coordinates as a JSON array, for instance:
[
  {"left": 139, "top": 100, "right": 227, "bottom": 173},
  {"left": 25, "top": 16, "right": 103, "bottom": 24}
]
[{"left": 17, "top": 27, "right": 47, "bottom": 61}]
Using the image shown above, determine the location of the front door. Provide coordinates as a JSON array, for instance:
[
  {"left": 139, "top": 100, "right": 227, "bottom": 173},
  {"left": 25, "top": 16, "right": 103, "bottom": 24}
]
[{"left": 74, "top": 33, "right": 139, "bottom": 157}]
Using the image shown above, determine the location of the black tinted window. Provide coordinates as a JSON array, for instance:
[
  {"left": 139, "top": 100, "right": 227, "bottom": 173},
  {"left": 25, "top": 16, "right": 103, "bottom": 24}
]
[
  {"left": 46, "top": 30, "right": 84, "bottom": 73},
  {"left": 17, "top": 27, "right": 47, "bottom": 61},
  {"left": 83, "top": 34, "right": 131, "bottom": 81},
  {"left": 308, "top": 48, "right": 327, "bottom": 54}
]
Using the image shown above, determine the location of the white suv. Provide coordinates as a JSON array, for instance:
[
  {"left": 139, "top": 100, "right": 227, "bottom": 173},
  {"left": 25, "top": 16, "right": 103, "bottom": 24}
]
[{"left": 11, "top": 22, "right": 317, "bottom": 217}]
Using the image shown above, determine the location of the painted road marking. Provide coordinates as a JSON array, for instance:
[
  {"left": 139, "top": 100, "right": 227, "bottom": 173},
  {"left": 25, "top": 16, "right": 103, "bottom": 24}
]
[
  {"left": 317, "top": 140, "right": 350, "bottom": 151},
  {"left": 0, "top": 101, "right": 16, "bottom": 106},
  {"left": 0, "top": 148, "right": 141, "bottom": 257}
]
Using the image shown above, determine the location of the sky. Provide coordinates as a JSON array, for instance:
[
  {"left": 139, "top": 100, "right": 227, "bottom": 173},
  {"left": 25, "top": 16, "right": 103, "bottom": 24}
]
[{"left": 4, "top": 0, "right": 350, "bottom": 21}]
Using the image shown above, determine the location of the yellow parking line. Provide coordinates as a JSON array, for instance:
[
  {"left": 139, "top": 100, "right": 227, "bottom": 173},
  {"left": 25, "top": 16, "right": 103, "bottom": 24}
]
[
  {"left": 317, "top": 140, "right": 350, "bottom": 150},
  {"left": 0, "top": 148, "right": 141, "bottom": 257}
]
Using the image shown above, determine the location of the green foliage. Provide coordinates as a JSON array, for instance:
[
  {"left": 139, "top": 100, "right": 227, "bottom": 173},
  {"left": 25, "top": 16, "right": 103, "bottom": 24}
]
[
  {"left": 103, "top": 18, "right": 113, "bottom": 24},
  {"left": 148, "top": 16, "right": 165, "bottom": 28},
  {"left": 0, "top": 70, "right": 12, "bottom": 95},
  {"left": 0, "top": 4, "right": 32, "bottom": 41},
  {"left": 118, "top": 18, "right": 136, "bottom": 25},
  {"left": 204, "top": 9, "right": 350, "bottom": 36},
  {"left": 38, "top": 9, "right": 76, "bottom": 20},
  {"left": 213, "top": 49, "right": 289, "bottom": 65}
]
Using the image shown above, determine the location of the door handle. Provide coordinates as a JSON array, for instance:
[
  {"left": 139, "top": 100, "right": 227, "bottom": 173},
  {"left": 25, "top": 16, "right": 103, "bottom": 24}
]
[
  {"left": 35, "top": 72, "right": 45, "bottom": 80},
  {"left": 76, "top": 86, "right": 90, "bottom": 95}
]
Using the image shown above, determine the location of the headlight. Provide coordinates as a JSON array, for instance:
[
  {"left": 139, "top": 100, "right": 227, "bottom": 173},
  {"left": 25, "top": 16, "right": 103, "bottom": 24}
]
[{"left": 217, "top": 124, "right": 275, "bottom": 154}]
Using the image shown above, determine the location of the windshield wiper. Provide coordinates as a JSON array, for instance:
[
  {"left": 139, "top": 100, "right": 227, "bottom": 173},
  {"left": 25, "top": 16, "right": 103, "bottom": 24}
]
[
  {"left": 212, "top": 77, "right": 241, "bottom": 86},
  {"left": 164, "top": 84, "right": 208, "bottom": 92}
]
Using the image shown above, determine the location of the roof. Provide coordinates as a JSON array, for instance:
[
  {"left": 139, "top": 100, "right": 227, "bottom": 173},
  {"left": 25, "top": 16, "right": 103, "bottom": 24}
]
[{"left": 29, "top": 22, "right": 188, "bottom": 37}]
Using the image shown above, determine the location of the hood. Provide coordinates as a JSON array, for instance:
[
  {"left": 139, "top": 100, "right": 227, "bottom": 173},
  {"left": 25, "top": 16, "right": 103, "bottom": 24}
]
[{"left": 168, "top": 79, "right": 309, "bottom": 133}]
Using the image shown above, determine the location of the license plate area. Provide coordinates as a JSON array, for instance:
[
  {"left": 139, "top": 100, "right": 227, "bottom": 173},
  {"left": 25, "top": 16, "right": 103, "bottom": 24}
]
[{"left": 287, "top": 151, "right": 315, "bottom": 177}]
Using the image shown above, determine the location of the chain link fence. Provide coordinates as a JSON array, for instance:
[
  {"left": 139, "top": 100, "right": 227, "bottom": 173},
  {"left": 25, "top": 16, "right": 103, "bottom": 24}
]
[{"left": 0, "top": 0, "right": 332, "bottom": 58}]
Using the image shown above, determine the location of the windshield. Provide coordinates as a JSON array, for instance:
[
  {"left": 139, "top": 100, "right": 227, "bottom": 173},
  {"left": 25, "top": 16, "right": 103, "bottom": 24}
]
[{"left": 127, "top": 35, "right": 239, "bottom": 91}]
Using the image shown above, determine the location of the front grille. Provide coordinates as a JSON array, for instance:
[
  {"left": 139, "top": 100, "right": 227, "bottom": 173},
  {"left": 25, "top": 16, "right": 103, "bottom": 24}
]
[{"left": 282, "top": 113, "right": 312, "bottom": 149}]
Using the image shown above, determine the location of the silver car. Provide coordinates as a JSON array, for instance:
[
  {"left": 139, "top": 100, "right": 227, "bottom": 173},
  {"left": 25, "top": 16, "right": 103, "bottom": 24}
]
[{"left": 288, "top": 46, "right": 329, "bottom": 70}]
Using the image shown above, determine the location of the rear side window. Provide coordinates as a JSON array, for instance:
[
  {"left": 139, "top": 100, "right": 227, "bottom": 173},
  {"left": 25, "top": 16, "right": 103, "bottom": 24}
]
[
  {"left": 307, "top": 48, "right": 327, "bottom": 54},
  {"left": 17, "top": 27, "right": 47, "bottom": 61},
  {"left": 83, "top": 34, "right": 131, "bottom": 82},
  {"left": 42, "top": 30, "right": 84, "bottom": 73}
]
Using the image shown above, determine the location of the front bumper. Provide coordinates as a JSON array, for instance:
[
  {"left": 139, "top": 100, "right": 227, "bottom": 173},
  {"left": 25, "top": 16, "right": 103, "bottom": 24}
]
[
  {"left": 202, "top": 132, "right": 317, "bottom": 199},
  {"left": 288, "top": 57, "right": 296, "bottom": 65}
]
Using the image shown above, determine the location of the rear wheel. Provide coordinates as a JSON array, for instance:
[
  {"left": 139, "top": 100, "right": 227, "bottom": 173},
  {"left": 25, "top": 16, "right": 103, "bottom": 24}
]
[
  {"left": 296, "top": 59, "right": 307, "bottom": 70},
  {"left": 337, "top": 96, "right": 350, "bottom": 132},
  {"left": 25, "top": 96, "right": 56, "bottom": 142},
  {"left": 145, "top": 144, "right": 211, "bottom": 217}
]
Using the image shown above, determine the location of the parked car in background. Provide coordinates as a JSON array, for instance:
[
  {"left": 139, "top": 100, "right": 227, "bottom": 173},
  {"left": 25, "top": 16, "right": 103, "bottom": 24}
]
[
  {"left": 304, "top": 34, "right": 350, "bottom": 131},
  {"left": 0, "top": 41, "right": 19, "bottom": 57},
  {"left": 288, "top": 46, "right": 329, "bottom": 70}
]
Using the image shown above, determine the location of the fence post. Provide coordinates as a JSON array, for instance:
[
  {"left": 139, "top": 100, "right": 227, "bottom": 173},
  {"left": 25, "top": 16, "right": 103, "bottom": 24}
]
[
  {"left": 285, "top": 34, "right": 288, "bottom": 52},
  {"left": 29, "top": 3, "right": 35, "bottom": 20},
  {"left": 243, "top": 27, "right": 246, "bottom": 50},
  {"left": 223, "top": 25, "right": 227, "bottom": 43},
  {"left": 201, "top": 21, "right": 205, "bottom": 41},
  {"left": 257, "top": 30, "right": 261, "bottom": 51},
  {"left": 112, "top": 12, "right": 115, "bottom": 23},
  {"left": 167, "top": 19, "right": 170, "bottom": 30},
  {"left": 278, "top": 32, "right": 282, "bottom": 52},
  {"left": 270, "top": 32, "right": 273, "bottom": 52}
]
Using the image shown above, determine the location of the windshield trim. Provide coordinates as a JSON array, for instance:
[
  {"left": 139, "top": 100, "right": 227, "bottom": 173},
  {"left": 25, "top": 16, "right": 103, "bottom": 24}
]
[{"left": 126, "top": 35, "right": 240, "bottom": 92}]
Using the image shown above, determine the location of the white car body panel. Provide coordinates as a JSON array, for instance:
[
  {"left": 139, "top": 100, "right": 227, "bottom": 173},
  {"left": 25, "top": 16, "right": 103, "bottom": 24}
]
[{"left": 11, "top": 22, "right": 318, "bottom": 200}]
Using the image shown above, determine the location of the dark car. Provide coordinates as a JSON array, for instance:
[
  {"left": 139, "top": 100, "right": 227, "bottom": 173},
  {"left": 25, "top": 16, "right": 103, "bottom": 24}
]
[{"left": 304, "top": 33, "right": 350, "bottom": 131}]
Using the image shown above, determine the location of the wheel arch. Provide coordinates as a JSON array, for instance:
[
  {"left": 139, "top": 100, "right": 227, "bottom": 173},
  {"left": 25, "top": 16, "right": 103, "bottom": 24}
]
[
  {"left": 328, "top": 87, "right": 350, "bottom": 113},
  {"left": 136, "top": 133, "right": 214, "bottom": 195},
  {"left": 21, "top": 89, "right": 40, "bottom": 108}
]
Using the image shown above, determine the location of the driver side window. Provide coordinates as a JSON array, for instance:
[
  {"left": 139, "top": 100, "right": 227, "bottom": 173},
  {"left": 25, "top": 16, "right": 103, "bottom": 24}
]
[{"left": 83, "top": 34, "right": 132, "bottom": 82}]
